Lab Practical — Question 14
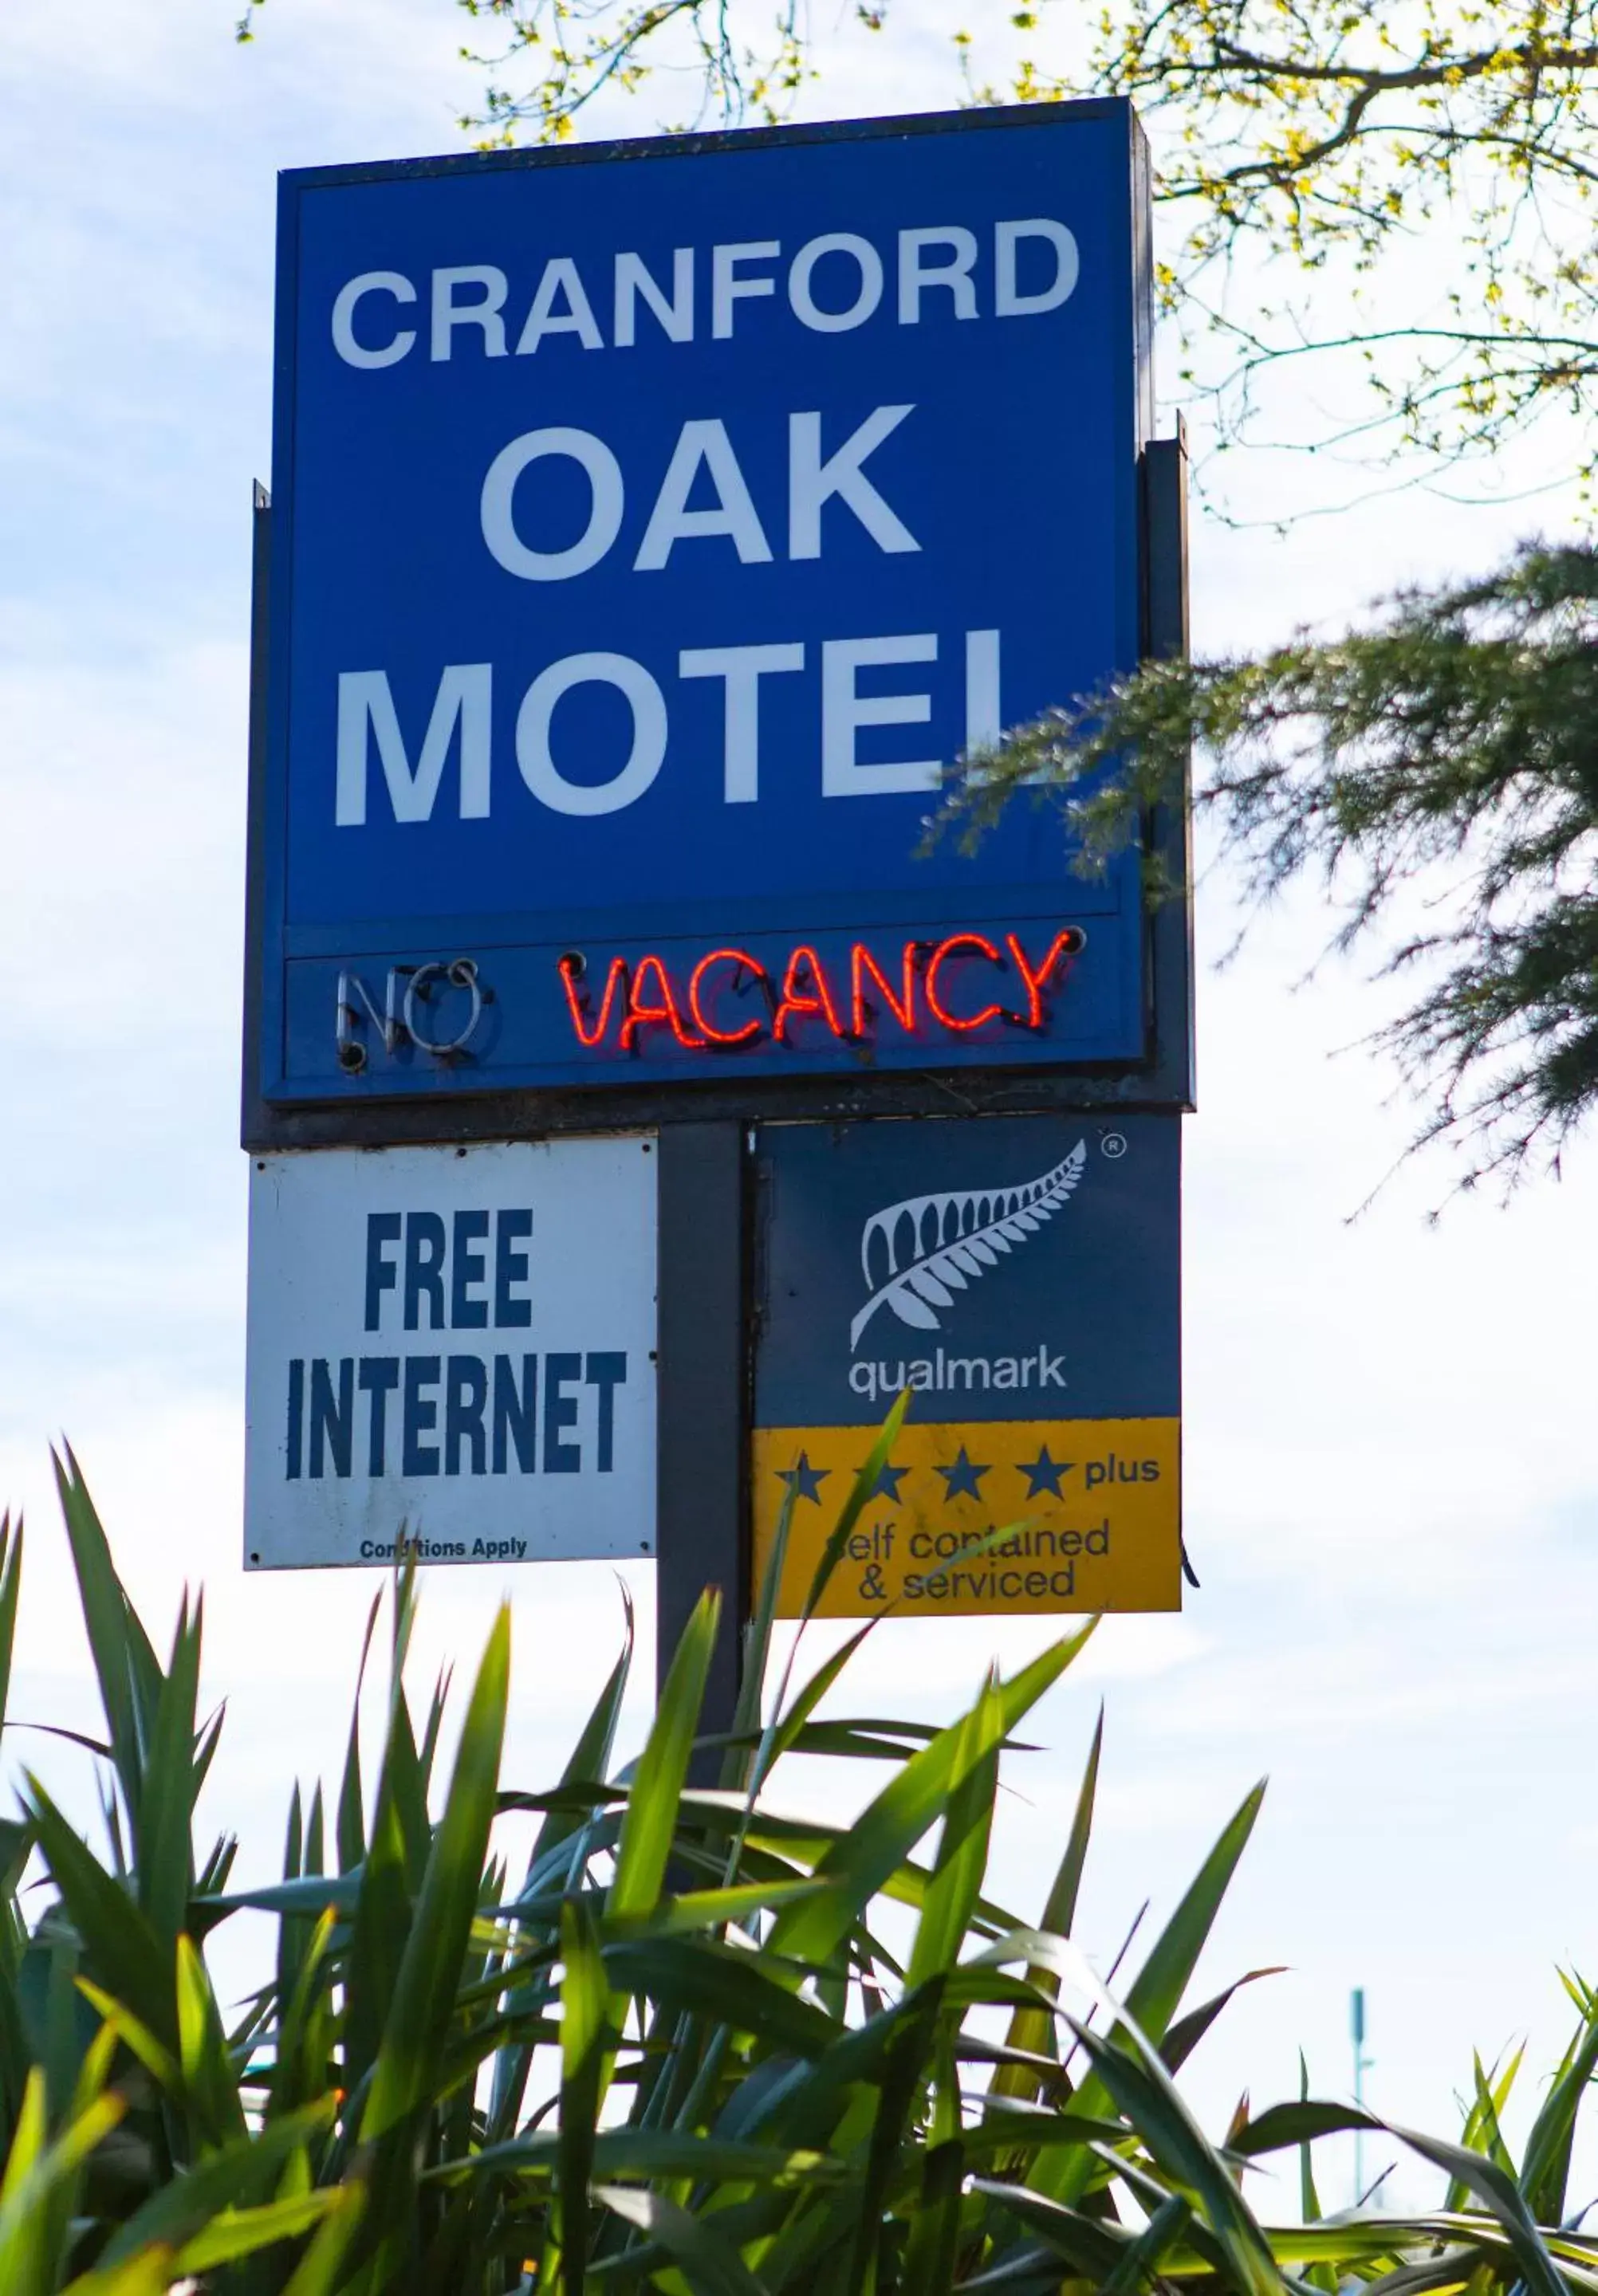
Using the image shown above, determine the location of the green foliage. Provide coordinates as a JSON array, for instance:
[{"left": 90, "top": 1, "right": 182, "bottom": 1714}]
[
  {"left": 995, "top": 2, "right": 1598, "bottom": 480},
  {"left": 6, "top": 1449, "right": 1598, "bottom": 2290},
  {"left": 942, "top": 538, "right": 1598, "bottom": 1191}
]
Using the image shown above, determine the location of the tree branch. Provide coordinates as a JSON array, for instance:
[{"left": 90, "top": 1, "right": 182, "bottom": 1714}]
[{"left": 935, "top": 541, "right": 1598, "bottom": 1190}]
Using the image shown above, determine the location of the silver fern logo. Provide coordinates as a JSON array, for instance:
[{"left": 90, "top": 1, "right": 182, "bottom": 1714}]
[{"left": 849, "top": 1144, "right": 1088, "bottom": 1350}]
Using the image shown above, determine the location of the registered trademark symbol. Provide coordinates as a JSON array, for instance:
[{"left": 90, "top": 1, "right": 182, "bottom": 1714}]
[{"left": 1101, "top": 1132, "right": 1128, "bottom": 1158}]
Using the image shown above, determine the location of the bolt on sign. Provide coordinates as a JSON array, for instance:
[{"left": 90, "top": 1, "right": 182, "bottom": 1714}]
[
  {"left": 246, "top": 99, "right": 1169, "bottom": 1130},
  {"left": 753, "top": 1116, "right": 1180, "bottom": 1618},
  {"left": 243, "top": 1138, "right": 656, "bottom": 1568}
]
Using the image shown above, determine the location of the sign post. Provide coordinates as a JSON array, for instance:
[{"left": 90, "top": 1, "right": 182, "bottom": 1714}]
[
  {"left": 655, "top": 1122, "right": 748, "bottom": 1712},
  {"left": 242, "top": 100, "right": 1192, "bottom": 1720}
]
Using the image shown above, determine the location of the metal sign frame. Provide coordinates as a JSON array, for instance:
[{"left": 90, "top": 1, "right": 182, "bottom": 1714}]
[
  {"left": 238, "top": 104, "right": 1195, "bottom": 1732},
  {"left": 241, "top": 102, "right": 1192, "bottom": 1154}
]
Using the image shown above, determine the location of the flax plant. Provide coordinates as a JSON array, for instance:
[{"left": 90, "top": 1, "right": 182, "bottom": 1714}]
[{"left": 0, "top": 1427, "right": 1596, "bottom": 2293}]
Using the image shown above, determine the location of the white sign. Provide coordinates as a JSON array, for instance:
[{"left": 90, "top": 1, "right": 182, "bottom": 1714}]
[{"left": 245, "top": 1138, "right": 656, "bottom": 1568}]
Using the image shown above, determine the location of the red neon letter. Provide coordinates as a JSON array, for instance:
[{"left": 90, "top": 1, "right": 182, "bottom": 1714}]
[
  {"left": 558, "top": 953, "right": 627, "bottom": 1049},
  {"left": 688, "top": 949, "right": 766, "bottom": 1046},
  {"left": 1005, "top": 929, "right": 1082, "bottom": 1028},
  {"left": 773, "top": 946, "right": 846, "bottom": 1042},
  {"left": 620, "top": 953, "right": 704, "bottom": 1051},
  {"left": 850, "top": 942, "right": 917, "bottom": 1039},
  {"left": 924, "top": 934, "right": 1006, "bottom": 1032}
]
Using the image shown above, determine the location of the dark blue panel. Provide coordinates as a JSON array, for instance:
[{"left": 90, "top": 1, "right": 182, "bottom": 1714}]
[
  {"left": 755, "top": 1114, "right": 1179, "bottom": 1425},
  {"left": 283, "top": 903, "right": 1138, "bottom": 1091},
  {"left": 262, "top": 105, "right": 1148, "bottom": 1103}
]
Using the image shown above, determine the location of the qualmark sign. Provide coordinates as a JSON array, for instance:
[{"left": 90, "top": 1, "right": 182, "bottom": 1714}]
[
  {"left": 244, "top": 1138, "right": 656, "bottom": 1568},
  {"left": 255, "top": 102, "right": 1153, "bottom": 1110},
  {"left": 753, "top": 1115, "right": 1180, "bottom": 1618}
]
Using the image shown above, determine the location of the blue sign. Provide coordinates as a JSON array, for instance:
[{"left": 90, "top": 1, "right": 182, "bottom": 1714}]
[
  {"left": 757, "top": 1114, "right": 1179, "bottom": 1428},
  {"left": 752, "top": 1114, "right": 1182, "bottom": 1617},
  {"left": 258, "top": 103, "right": 1152, "bottom": 1106}
]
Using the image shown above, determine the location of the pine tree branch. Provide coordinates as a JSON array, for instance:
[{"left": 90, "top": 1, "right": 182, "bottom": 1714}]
[{"left": 936, "top": 540, "right": 1598, "bottom": 1190}]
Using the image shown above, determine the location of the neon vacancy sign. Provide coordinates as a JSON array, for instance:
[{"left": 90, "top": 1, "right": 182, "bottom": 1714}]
[{"left": 557, "top": 929, "right": 1084, "bottom": 1055}]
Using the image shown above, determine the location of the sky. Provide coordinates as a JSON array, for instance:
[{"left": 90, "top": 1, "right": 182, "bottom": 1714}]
[{"left": 2, "top": 0, "right": 1596, "bottom": 2216}]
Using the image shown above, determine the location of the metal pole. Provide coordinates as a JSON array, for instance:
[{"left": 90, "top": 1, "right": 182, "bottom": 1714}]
[
  {"left": 655, "top": 1121, "right": 750, "bottom": 1756},
  {"left": 1352, "top": 1987, "right": 1372, "bottom": 2204}
]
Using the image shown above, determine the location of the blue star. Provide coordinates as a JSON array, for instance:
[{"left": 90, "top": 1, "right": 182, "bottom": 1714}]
[
  {"left": 1017, "top": 1445, "right": 1073, "bottom": 1498},
  {"left": 864, "top": 1458, "right": 907, "bottom": 1502},
  {"left": 935, "top": 1447, "right": 990, "bottom": 1501},
  {"left": 776, "top": 1452, "right": 831, "bottom": 1505}
]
